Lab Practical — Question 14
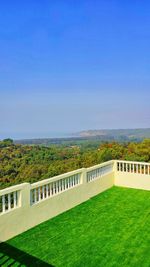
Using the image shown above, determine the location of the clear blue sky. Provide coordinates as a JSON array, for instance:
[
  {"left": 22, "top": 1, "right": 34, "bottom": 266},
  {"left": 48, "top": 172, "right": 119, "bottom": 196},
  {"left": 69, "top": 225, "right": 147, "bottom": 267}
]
[{"left": 0, "top": 0, "right": 150, "bottom": 139}]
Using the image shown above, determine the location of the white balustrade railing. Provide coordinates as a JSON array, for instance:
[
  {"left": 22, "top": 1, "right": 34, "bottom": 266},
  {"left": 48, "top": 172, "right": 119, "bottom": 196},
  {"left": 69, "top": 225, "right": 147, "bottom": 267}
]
[
  {"left": 0, "top": 160, "right": 150, "bottom": 215},
  {"left": 0, "top": 188, "right": 20, "bottom": 214},
  {"left": 30, "top": 170, "right": 82, "bottom": 205},
  {"left": 116, "top": 160, "right": 150, "bottom": 175},
  {"left": 86, "top": 161, "right": 114, "bottom": 182}
]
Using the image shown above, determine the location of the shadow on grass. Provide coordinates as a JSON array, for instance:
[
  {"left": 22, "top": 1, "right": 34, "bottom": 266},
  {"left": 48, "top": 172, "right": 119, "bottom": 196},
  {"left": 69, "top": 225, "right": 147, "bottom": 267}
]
[{"left": 0, "top": 242, "right": 54, "bottom": 266}]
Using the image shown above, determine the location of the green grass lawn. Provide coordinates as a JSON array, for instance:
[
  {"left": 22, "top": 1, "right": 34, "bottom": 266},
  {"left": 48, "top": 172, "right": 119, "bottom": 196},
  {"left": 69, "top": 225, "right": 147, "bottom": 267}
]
[{"left": 0, "top": 186, "right": 150, "bottom": 267}]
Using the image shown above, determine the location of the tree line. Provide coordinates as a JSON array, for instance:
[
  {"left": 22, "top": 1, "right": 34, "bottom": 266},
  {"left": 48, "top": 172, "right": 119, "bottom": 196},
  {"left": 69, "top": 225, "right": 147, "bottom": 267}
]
[{"left": 0, "top": 138, "right": 150, "bottom": 189}]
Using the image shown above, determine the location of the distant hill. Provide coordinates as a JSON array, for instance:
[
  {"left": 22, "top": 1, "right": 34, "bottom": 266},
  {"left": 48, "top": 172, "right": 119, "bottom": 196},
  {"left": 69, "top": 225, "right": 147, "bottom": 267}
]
[
  {"left": 75, "top": 128, "right": 150, "bottom": 139},
  {"left": 14, "top": 128, "right": 150, "bottom": 145}
]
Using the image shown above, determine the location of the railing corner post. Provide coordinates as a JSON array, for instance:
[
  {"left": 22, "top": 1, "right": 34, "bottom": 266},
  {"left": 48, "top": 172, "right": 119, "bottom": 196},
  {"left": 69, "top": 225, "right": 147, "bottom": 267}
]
[
  {"left": 113, "top": 160, "right": 117, "bottom": 173},
  {"left": 81, "top": 168, "right": 87, "bottom": 184},
  {"left": 20, "top": 183, "right": 31, "bottom": 208}
]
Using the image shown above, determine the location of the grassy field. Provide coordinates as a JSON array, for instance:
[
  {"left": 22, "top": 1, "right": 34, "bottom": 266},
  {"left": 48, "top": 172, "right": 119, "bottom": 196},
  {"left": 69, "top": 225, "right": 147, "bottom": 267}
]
[{"left": 0, "top": 186, "right": 150, "bottom": 267}]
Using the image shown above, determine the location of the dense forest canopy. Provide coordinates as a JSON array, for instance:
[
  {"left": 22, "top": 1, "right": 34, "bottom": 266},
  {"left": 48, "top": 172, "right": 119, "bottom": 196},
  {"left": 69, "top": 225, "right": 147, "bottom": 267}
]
[{"left": 0, "top": 138, "right": 150, "bottom": 189}]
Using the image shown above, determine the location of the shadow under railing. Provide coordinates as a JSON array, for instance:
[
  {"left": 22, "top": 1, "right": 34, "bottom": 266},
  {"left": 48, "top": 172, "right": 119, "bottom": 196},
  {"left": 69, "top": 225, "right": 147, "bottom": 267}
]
[{"left": 0, "top": 242, "right": 54, "bottom": 267}]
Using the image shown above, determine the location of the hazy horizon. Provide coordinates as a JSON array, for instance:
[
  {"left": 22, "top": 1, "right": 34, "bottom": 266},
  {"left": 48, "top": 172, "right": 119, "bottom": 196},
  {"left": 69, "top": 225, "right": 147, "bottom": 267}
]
[
  {"left": 0, "top": 1, "right": 150, "bottom": 139},
  {"left": 0, "top": 127, "right": 150, "bottom": 140}
]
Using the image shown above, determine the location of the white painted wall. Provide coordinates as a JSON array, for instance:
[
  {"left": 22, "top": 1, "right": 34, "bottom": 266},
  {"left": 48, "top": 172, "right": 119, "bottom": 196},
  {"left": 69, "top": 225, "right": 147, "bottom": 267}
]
[{"left": 115, "top": 172, "right": 150, "bottom": 190}]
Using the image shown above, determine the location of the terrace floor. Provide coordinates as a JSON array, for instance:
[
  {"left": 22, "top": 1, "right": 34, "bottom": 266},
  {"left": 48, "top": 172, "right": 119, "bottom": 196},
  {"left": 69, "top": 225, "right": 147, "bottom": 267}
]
[{"left": 0, "top": 186, "right": 150, "bottom": 267}]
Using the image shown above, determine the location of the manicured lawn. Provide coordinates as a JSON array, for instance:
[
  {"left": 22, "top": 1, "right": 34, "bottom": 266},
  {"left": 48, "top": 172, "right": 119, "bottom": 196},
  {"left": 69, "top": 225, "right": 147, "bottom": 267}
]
[{"left": 0, "top": 186, "right": 150, "bottom": 267}]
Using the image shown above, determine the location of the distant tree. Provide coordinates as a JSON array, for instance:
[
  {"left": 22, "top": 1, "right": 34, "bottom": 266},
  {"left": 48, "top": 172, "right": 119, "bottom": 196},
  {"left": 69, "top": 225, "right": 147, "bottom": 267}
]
[{"left": 0, "top": 138, "right": 13, "bottom": 148}]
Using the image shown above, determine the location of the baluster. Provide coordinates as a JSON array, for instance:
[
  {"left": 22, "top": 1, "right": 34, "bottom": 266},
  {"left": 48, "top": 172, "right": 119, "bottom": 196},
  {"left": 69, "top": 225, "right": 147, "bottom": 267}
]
[
  {"left": 140, "top": 164, "right": 142, "bottom": 174},
  {"left": 56, "top": 182, "right": 58, "bottom": 194},
  {"left": 42, "top": 186, "right": 45, "bottom": 199},
  {"left": 52, "top": 183, "right": 55, "bottom": 194},
  {"left": 49, "top": 183, "right": 51, "bottom": 196},
  {"left": 2, "top": 195, "right": 5, "bottom": 213},
  {"left": 62, "top": 179, "right": 64, "bottom": 189},
  {"left": 38, "top": 187, "right": 41, "bottom": 201},
  {"left": 79, "top": 174, "right": 81, "bottom": 184},
  {"left": 123, "top": 162, "right": 125, "bottom": 172},
  {"left": 8, "top": 193, "right": 11, "bottom": 211},
  {"left": 71, "top": 176, "right": 74, "bottom": 187},
  {"left": 74, "top": 175, "right": 77, "bottom": 185},
  {"left": 56, "top": 181, "right": 59, "bottom": 193},
  {"left": 50, "top": 183, "right": 52, "bottom": 195},
  {"left": 76, "top": 174, "right": 78, "bottom": 184},
  {"left": 59, "top": 180, "right": 61, "bottom": 192},
  {"left": 13, "top": 191, "right": 17, "bottom": 208},
  {"left": 50, "top": 183, "right": 53, "bottom": 195},
  {"left": 65, "top": 178, "right": 67, "bottom": 189},
  {"left": 63, "top": 179, "right": 65, "bottom": 190},
  {"left": 59, "top": 180, "right": 61, "bottom": 191}
]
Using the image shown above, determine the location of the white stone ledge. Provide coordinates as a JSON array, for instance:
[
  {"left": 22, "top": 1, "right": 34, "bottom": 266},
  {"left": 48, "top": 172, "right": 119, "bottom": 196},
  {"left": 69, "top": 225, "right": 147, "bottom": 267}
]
[{"left": 0, "top": 183, "right": 29, "bottom": 196}]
